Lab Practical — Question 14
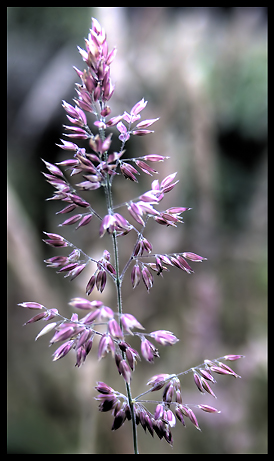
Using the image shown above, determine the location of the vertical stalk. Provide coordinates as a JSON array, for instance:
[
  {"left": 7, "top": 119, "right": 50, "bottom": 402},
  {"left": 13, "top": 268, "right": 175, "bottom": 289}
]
[
  {"left": 104, "top": 168, "right": 139, "bottom": 454},
  {"left": 125, "top": 381, "right": 139, "bottom": 455}
]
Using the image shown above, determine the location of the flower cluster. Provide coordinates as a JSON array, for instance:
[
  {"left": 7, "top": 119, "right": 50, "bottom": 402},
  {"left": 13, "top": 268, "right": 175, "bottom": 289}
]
[
  {"left": 94, "top": 354, "right": 243, "bottom": 446},
  {"left": 18, "top": 18, "right": 243, "bottom": 453},
  {"left": 18, "top": 301, "right": 180, "bottom": 371}
]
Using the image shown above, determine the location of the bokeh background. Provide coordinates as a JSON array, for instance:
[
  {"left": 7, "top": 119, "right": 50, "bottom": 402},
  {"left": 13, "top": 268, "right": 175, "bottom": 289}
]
[{"left": 7, "top": 7, "right": 267, "bottom": 454}]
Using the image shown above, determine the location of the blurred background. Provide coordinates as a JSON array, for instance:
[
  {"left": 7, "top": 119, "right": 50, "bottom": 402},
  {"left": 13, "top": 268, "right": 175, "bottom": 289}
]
[{"left": 7, "top": 7, "right": 267, "bottom": 454}]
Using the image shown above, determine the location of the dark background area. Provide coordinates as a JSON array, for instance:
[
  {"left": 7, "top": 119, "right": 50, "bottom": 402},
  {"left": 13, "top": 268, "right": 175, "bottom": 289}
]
[{"left": 8, "top": 7, "right": 267, "bottom": 454}]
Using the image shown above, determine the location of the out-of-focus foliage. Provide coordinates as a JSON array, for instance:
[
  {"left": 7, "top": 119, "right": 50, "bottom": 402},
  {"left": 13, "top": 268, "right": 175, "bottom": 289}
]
[{"left": 8, "top": 7, "right": 267, "bottom": 454}]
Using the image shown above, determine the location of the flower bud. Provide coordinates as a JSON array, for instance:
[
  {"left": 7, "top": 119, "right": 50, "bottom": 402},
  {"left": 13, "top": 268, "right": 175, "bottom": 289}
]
[
  {"left": 140, "top": 337, "right": 159, "bottom": 363},
  {"left": 141, "top": 266, "right": 153, "bottom": 291},
  {"left": 149, "top": 330, "right": 179, "bottom": 346},
  {"left": 120, "top": 313, "right": 144, "bottom": 335},
  {"left": 18, "top": 302, "right": 44, "bottom": 310},
  {"left": 98, "top": 334, "right": 115, "bottom": 360},
  {"left": 198, "top": 405, "right": 221, "bottom": 414},
  {"left": 131, "top": 264, "right": 141, "bottom": 289},
  {"left": 52, "top": 340, "right": 74, "bottom": 361},
  {"left": 35, "top": 322, "right": 57, "bottom": 341},
  {"left": 95, "top": 381, "right": 115, "bottom": 395},
  {"left": 108, "top": 319, "right": 123, "bottom": 339}
]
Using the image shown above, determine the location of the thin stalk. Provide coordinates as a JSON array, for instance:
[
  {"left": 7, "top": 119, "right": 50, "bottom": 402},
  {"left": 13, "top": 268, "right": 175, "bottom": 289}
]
[
  {"left": 103, "top": 164, "right": 139, "bottom": 454},
  {"left": 126, "top": 381, "right": 139, "bottom": 454}
]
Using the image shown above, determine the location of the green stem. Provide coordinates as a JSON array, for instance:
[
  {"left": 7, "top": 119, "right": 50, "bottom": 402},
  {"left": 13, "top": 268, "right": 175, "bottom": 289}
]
[
  {"left": 103, "top": 164, "right": 139, "bottom": 454},
  {"left": 126, "top": 382, "right": 139, "bottom": 454}
]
